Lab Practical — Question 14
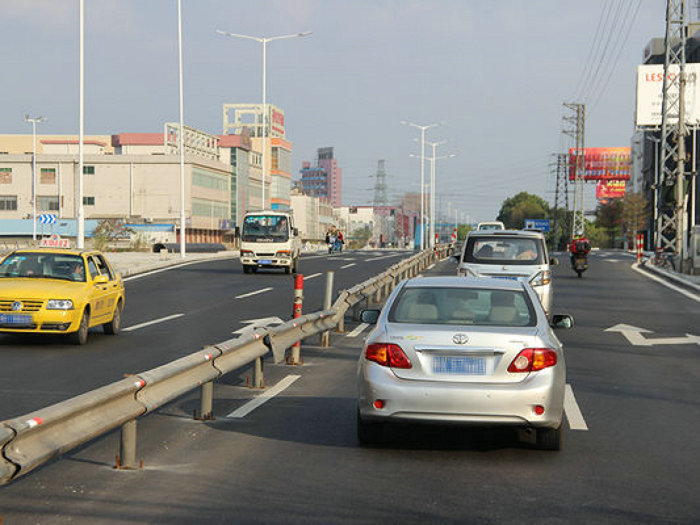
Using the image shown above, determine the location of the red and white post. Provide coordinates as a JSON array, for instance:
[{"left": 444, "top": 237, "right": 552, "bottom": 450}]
[
  {"left": 636, "top": 233, "right": 644, "bottom": 262},
  {"left": 289, "top": 274, "right": 304, "bottom": 365}
]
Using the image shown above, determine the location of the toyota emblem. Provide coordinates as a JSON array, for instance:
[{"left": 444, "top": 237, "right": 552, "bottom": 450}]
[
  {"left": 11, "top": 301, "right": 22, "bottom": 311},
  {"left": 452, "top": 333, "right": 469, "bottom": 345}
]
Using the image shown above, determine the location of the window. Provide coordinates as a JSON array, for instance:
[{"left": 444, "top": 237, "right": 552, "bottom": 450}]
[
  {"left": 0, "top": 168, "right": 11, "bottom": 184},
  {"left": 0, "top": 195, "right": 17, "bottom": 211},
  {"left": 83, "top": 196, "right": 95, "bottom": 206},
  {"left": 40, "top": 168, "right": 56, "bottom": 184},
  {"left": 94, "top": 254, "right": 114, "bottom": 280},
  {"left": 83, "top": 166, "right": 95, "bottom": 175},
  {"left": 87, "top": 257, "right": 99, "bottom": 279},
  {"left": 37, "top": 196, "right": 59, "bottom": 211}
]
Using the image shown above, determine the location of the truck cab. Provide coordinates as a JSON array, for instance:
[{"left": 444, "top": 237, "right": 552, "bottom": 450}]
[{"left": 239, "top": 211, "right": 301, "bottom": 274}]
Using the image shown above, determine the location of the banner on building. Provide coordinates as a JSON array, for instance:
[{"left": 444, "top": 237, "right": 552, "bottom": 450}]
[
  {"left": 568, "top": 147, "right": 630, "bottom": 181},
  {"left": 596, "top": 180, "right": 626, "bottom": 200},
  {"left": 636, "top": 63, "right": 700, "bottom": 127}
]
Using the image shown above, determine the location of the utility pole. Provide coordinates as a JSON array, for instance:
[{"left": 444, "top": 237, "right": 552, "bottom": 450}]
[
  {"left": 372, "top": 160, "right": 389, "bottom": 245},
  {"left": 657, "top": 0, "right": 688, "bottom": 269},
  {"left": 552, "top": 153, "right": 570, "bottom": 250},
  {"left": 563, "top": 103, "right": 586, "bottom": 238}
]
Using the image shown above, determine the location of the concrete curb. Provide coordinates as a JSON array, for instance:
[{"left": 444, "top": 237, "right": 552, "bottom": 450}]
[{"left": 636, "top": 260, "right": 700, "bottom": 293}]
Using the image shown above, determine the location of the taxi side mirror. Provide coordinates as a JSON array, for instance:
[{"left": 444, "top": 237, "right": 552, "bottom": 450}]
[{"left": 93, "top": 275, "right": 109, "bottom": 285}]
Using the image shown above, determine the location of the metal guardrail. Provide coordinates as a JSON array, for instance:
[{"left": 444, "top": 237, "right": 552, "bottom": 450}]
[{"left": 0, "top": 246, "right": 450, "bottom": 485}]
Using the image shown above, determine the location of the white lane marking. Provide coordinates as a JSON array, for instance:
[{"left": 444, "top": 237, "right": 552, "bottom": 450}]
[
  {"left": 564, "top": 384, "right": 588, "bottom": 431},
  {"left": 366, "top": 254, "right": 403, "bottom": 261},
  {"left": 226, "top": 375, "right": 301, "bottom": 418},
  {"left": 347, "top": 323, "right": 369, "bottom": 338},
  {"left": 123, "top": 257, "right": 234, "bottom": 282},
  {"left": 340, "top": 263, "right": 356, "bottom": 269},
  {"left": 235, "top": 287, "right": 273, "bottom": 299},
  {"left": 304, "top": 273, "right": 322, "bottom": 280},
  {"left": 603, "top": 259, "right": 623, "bottom": 263},
  {"left": 123, "top": 313, "right": 184, "bottom": 332},
  {"left": 632, "top": 263, "right": 700, "bottom": 303}
]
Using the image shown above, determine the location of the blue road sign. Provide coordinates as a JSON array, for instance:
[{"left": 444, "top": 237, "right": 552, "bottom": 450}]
[
  {"left": 524, "top": 219, "right": 550, "bottom": 232},
  {"left": 39, "top": 213, "right": 56, "bottom": 225}
]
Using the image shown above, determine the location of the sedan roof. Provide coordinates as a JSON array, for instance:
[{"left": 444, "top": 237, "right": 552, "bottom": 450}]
[{"left": 403, "top": 276, "right": 526, "bottom": 292}]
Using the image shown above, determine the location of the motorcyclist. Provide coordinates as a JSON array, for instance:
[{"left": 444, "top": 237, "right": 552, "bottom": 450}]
[{"left": 569, "top": 236, "right": 591, "bottom": 274}]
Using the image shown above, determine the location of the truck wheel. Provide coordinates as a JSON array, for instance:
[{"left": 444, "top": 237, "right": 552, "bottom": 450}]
[
  {"left": 284, "top": 265, "right": 291, "bottom": 274},
  {"left": 243, "top": 265, "right": 251, "bottom": 274}
]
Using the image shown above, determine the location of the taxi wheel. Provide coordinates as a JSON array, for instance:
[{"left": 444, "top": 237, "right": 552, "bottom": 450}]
[
  {"left": 103, "top": 301, "right": 122, "bottom": 335},
  {"left": 70, "top": 310, "right": 89, "bottom": 346}
]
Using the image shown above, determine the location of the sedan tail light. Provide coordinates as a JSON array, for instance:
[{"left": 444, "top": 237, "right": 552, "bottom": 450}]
[
  {"left": 365, "top": 343, "right": 412, "bottom": 369},
  {"left": 507, "top": 348, "right": 557, "bottom": 373}
]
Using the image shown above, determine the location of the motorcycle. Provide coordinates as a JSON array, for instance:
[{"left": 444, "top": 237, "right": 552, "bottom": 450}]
[{"left": 570, "top": 254, "right": 588, "bottom": 278}]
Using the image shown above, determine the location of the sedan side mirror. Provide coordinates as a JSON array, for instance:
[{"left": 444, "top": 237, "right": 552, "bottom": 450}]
[
  {"left": 551, "top": 314, "right": 574, "bottom": 329},
  {"left": 360, "top": 309, "right": 381, "bottom": 324}
]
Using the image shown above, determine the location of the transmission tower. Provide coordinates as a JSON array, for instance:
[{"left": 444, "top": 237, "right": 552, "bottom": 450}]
[
  {"left": 657, "top": 0, "right": 688, "bottom": 261},
  {"left": 552, "top": 153, "right": 570, "bottom": 250},
  {"left": 563, "top": 103, "right": 586, "bottom": 237},
  {"left": 372, "top": 160, "right": 390, "bottom": 245}
]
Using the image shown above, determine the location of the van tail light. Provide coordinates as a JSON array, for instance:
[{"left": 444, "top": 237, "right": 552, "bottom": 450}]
[
  {"left": 365, "top": 343, "right": 412, "bottom": 369},
  {"left": 507, "top": 348, "right": 557, "bottom": 373}
]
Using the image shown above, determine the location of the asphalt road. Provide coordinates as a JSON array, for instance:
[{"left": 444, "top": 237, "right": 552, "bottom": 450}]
[{"left": 1, "top": 249, "right": 700, "bottom": 524}]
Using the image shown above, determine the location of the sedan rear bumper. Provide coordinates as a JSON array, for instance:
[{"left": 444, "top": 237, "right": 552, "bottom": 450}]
[{"left": 358, "top": 362, "right": 565, "bottom": 429}]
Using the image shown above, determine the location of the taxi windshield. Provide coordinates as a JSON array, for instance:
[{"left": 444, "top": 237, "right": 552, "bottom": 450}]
[{"left": 0, "top": 252, "right": 86, "bottom": 282}]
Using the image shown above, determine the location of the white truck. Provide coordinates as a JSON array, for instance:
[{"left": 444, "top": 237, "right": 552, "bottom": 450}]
[{"left": 239, "top": 211, "right": 301, "bottom": 274}]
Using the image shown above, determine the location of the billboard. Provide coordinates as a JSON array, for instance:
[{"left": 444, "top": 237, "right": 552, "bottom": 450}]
[
  {"left": 636, "top": 64, "right": 700, "bottom": 127},
  {"left": 568, "top": 147, "right": 630, "bottom": 181},
  {"left": 596, "top": 180, "right": 626, "bottom": 199}
]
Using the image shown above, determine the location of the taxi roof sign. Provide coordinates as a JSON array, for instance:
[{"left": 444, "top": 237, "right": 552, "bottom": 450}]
[{"left": 40, "top": 234, "right": 71, "bottom": 249}]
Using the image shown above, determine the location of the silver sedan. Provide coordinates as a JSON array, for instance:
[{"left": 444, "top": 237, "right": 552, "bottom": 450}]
[{"left": 357, "top": 276, "right": 572, "bottom": 450}]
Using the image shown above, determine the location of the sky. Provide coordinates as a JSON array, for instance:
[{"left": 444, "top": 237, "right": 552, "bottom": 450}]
[{"left": 0, "top": 1, "right": 674, "bottom": 223}]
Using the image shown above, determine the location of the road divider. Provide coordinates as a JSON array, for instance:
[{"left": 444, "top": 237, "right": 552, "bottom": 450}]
[{"left": 0, "top": 245, "right": 451, "bottom": 485}]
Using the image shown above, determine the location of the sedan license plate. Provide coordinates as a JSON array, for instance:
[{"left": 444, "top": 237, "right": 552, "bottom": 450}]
[
  {"left": 258, "top": 259, "right": 272, "bottom": 265},
  {"left": 433, "top": 355, "right": 487, "bottom": 375},
  {"left": 0, "top": 313, "right": 33, "bottom": 326}
]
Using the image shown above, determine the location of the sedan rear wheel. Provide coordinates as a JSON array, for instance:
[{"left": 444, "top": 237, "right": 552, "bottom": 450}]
[
  {"left": 103, "top": 300, "right": 122, "bottom": 335},
  {"left": 357, "top": 410, "right": 385, "bottom": 446},
  {"left": 536, "top": 422, "right": 563, "bottom": 451},
  {"left": 69, "top": 310, "right": 90, "bottom": 346}
]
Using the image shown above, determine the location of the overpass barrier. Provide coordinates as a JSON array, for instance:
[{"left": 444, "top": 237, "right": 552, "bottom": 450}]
[{"left": 0, "top": 245, "right": 451, "bottom": 485}]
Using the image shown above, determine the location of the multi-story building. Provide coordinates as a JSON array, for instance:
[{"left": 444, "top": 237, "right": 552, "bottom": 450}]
[
  {"left": 0, "top": 127, "right": 256, "bottom": 243},
  {"left": 298, "top": 147, "right": 342, "bottom": 207},
  {"left": 223, "top": 103, "right": 293, "bottom": 211},
  {"left": 289, "top": 188, "right": 334, "bottom": 241}
]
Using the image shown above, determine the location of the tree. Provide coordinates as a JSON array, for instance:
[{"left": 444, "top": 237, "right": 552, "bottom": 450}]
[
  {"left": 595, "top": 199, "right": 623, "bottom": 248},
  {"left": 497, "top": 192, "right": 550, "bottom": 230},
  {"left": 456, "top": 224, "right": 473, "bottom": 241},
  {"left": 621, "top": 192, "right": 650, "bottom": 245}
]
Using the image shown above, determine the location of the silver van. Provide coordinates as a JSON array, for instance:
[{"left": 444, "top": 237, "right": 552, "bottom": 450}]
[{"left": 454, "top": 230, "right": 557, "bottom": 318}]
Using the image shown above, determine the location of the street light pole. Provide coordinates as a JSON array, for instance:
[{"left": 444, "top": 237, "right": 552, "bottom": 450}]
[
  {"left": 177, "top": 0, "right": 186, "bottom": 258},
  {"left": 401, "top": 121, "right": 440, "bottom": 250},
  {"left": 426, "top": 140, "right": 447, "bottom": 248},
  {"left": 24, "top": 115, "right": 46, "bottom": 241},
  {"left": 216, "top": 29, "right": 311, "bottom": 211},
  {"left": 77, "top": 0, "right": 85, "bottom": 249}
]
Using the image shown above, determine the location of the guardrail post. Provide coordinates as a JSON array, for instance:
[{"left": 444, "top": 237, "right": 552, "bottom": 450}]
[
  {"left": 253, "top": 356, "right": 264, "bottom": 388},
  {"left": 117, "top": 419, "right": 139, "bottom": 470},
  {"left": 197, "top": 381, "right": 214, "bottom": 420},
  {"left": 320, "top": 271, "right": 334, "bottom": 347}
]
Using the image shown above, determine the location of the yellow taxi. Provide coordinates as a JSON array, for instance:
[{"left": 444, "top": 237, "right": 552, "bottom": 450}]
[{"left": 0, "top": 248, "right": 125, "bottom": 345}]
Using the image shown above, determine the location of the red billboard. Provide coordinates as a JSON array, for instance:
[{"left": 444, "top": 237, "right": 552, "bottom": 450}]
[
  {"left": 596, "top": 180, "right": 626, "bottom": 199},
  {"left": 569, "top": 147, "right": 630, "bottom": 181}
]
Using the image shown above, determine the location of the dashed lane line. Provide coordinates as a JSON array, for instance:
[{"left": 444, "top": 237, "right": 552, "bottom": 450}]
[
  {"left": 226, "top": 375, "right": 301, "bottom": 418},
  {"left": 123, "top": 313, "right": 184, "bottom": 332},
  {"left": 340, "top": 263, "right": 356, "bottom": 269},
  {"left": 564, "top": 384, "right": 588, "bottom": 431},
  {"left": 347, "top": 323, "right": 369, "bottom": 338},
  {"left": 235, "top": 287, "right": 273, "bottom": 299}
]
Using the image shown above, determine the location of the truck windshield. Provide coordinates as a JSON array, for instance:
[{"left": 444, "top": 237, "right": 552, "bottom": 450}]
[{"left": 242, "top": 215, "right": 289, "bottom": 242}]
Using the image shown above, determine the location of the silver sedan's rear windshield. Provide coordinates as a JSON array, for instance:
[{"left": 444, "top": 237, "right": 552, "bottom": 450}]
[
  {"left": 464, "top": 236, "right": 545, "bottom": 265},
  {"left": 388, "top": 287, "right": 536, "bottom": 326}
]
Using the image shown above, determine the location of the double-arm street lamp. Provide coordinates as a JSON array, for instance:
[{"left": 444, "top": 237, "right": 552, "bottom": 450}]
[
  {"left": 402, "top": 120, "right": 441, "bottom": 250},
  {"left": 25, "top": 114, "right": 47, "bottom": 241},
  {"left": 426, "top": 140, "right": 455, "bottom": 248},
  {"left": 217, "top": 29, "right": 311, "bottom": 210}
]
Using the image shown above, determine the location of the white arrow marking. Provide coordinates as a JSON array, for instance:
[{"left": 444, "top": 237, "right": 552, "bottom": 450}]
[
  {"left": 232, "top": 316, "right": 284, "bottom": 336},
  {"left": 605, "top": 324, "right": 700, "bottom": 346}
]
